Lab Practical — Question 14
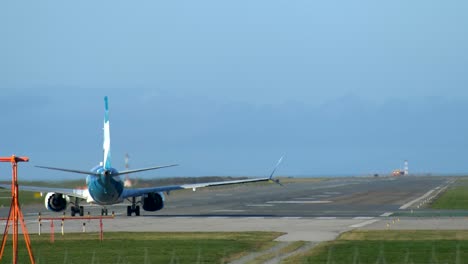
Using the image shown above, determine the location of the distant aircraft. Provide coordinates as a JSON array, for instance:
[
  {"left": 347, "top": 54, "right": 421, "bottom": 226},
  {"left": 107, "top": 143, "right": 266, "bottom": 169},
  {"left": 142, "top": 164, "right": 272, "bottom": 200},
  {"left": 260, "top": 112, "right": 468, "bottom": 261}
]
[{"left": 1, "top": 97, "right": 282, "bottom": 216}]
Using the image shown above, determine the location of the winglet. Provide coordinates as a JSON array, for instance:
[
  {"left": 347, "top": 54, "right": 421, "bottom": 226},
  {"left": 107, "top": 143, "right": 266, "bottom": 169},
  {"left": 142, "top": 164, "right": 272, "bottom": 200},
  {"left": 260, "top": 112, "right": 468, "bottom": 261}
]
[
  {"left": 269, "top": 155, "right": 284, "bottom": 187},
  {"left": 269, "top": 155, "right": 284, "bottom": 180}
]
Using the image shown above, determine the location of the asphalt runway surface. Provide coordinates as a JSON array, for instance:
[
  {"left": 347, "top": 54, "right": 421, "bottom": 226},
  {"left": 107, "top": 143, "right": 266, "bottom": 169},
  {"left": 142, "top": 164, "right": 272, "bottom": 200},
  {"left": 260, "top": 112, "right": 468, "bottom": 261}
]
[
  {"left": 0, "top": 176, "right": 460, "bottom": 242},
  {"left": 125, "top": 176, "right": 450, "bottom": 218}
]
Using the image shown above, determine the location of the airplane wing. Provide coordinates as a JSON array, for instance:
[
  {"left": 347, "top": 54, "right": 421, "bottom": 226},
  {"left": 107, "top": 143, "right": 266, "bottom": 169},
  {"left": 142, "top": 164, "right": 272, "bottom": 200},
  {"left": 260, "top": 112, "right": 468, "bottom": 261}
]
[
  {"left": 121, "top": 176, "right": 273, "bottom": 199},
  {"left": 122, "top": 156, "right": 284, "bottom": 198},
  {"left": 0, "top": 184, "right": 89, "bottom": 200}
]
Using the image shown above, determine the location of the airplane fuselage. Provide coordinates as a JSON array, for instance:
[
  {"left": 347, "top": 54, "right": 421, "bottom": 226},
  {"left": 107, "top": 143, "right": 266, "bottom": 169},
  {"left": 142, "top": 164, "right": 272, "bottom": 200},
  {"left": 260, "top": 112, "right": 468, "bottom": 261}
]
[{"left": 86, "top": 165, "right": 124, "bottom": 205}]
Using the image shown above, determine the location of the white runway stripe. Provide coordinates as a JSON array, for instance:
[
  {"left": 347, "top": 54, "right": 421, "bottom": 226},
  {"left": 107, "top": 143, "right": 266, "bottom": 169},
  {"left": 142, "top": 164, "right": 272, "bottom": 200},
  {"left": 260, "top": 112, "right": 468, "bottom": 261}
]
[
  {"left": 380, "top": 212, "right": 393, "bottom": 217},
  {"left": 399, "top": 189, "right": 434, "bottom": 209},
  {"left": 210, "top": 209, "right": 246, "bottom": 212},
  {"left": 267, "top": 200, "right": 332, "bottom": 204},
  {"left": 350, "top": 219, "right": 379, "bottom": 228}
]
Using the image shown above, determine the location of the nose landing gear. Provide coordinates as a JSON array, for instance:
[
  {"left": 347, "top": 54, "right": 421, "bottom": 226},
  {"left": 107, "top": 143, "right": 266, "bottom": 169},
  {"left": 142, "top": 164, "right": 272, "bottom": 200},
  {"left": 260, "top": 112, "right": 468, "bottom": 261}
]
[
  {"left": 127, "top": 197, "right": 140, "bottom": 216},
  {"left": 101, "top": 208, "right": 108, "bottom": 216}
]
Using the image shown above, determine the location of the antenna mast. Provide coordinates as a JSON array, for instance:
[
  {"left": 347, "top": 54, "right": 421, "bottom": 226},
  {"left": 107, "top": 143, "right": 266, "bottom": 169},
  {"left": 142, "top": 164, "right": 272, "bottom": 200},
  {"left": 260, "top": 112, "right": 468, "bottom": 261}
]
[{"left": 124, "top": 153, "right": 132, "bottom": 187}]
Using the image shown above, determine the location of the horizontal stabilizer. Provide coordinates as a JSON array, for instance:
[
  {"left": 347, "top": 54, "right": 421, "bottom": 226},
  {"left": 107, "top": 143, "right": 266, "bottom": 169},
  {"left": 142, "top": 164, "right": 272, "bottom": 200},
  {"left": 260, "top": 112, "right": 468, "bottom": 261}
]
[
  {"left": 35, "top": 166, "right": 101, "bottom": 176},
  {"left": 36, "top": 164, "right": 178, "bottom": 177},
  {"left": 114, "top": 164, "right": 178, "bottom": 176}
]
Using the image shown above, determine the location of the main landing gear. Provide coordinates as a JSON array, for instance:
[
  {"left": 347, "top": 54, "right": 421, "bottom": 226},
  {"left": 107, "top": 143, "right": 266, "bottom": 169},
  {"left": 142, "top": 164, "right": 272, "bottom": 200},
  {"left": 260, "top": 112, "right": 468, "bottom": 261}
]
[
  {"left": 70, "top": 197, "right": 84, "bottom": 216},
  {"left": 127, "top": 197, "right": 140, "bottom": 216},
  {"left": 70, "top": 205, "right": 84, "bottom": 217}
]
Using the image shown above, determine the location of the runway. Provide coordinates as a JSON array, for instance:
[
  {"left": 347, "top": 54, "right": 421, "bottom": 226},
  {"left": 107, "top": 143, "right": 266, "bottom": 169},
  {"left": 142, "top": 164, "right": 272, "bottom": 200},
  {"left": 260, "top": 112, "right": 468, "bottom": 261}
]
[
  {"left": 139, "top": 176, "right": 451, "bottom": 217},
  {"left": 0, "top": 176, "right": 459, "bottom": 243}
]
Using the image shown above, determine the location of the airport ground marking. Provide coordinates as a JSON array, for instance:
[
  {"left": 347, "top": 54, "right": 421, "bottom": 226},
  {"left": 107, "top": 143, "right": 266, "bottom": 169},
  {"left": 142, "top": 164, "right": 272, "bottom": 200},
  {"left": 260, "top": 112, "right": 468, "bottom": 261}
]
[
  {"left": 352, "top": 217, "right": 374, "bottom": 220},
  {"left": 210, "top": 209, "right": 246, "bottom": 213},
  {"left": 399, "top": 189, "right": 435, "bottom": 209},
  {"left": 267, "top": 200, "right": 332, "bottom": 204},
  {"left": 245, "top": 204, "right": 274, "bottom": 207},
  {"left": 349, "top": 219, "right": 379, "bottom": 228},
  {"left": 295, "top": 195, "right": 330, "bottom": 199},
  {"left": 380, "top": 212, "right": 393, "bottom": 217}
]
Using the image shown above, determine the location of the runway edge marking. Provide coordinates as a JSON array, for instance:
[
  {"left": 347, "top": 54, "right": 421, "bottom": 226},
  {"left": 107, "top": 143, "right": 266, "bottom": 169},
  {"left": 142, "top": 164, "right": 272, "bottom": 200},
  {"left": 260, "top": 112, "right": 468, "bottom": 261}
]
[{"left": 399, "top": 189, "right": 435, "bottom": 209}]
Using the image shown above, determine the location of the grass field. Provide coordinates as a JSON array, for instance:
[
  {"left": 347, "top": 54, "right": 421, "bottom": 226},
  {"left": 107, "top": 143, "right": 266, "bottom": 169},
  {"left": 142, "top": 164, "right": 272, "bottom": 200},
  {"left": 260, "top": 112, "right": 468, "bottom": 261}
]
[
  {"left": 1, "top": 232, "right": 281, "bottom": 264},
  {"left": 247, "top": 241, "right": 306, "bottom": 264},
  {"left": 431, "top": 178, "right": 468, "bottom": 209},
  {"left": 283, "top": 230, "right": 468, "bottom": 264},
  {"left": 0, "top": 190, "right": 43, "bottom": 207}
]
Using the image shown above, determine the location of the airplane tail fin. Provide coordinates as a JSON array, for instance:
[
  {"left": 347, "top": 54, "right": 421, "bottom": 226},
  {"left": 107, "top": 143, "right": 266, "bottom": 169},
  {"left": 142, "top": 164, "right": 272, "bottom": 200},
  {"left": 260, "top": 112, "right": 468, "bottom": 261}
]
[
  {"left": 103, "top": 96, "right": 111, "bottom": 170},
  {"left": 36, "top": 96, "right": 179, "bottom": 177}
]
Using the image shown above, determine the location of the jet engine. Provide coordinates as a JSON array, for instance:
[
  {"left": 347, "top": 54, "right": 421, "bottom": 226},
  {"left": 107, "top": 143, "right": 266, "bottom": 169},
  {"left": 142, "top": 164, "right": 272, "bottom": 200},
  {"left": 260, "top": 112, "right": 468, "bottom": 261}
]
[
  {"left": 45, "top": 192, "right": 68, "bottom": 212},
  {"left": 142, "top": 192, "right": 164, "bottom": 211}
]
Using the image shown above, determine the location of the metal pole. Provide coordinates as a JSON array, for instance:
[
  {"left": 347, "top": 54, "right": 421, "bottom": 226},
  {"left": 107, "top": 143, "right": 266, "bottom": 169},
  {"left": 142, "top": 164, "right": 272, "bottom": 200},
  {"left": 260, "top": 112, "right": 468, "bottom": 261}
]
[
  {"left": 50, "top": 220, "right": 54, "bottom": 243},
  {"left": 38, "top": 213, "right": 41, "bottom": 236},
  {"left": 99, "top": 218, "right": 103, "bottom": 241},
  {"left": 61, "top": 213, "right": 65, "bottom": 236},
  {"left": 12, "top": 160, "right": 18, "bottom": 264}
]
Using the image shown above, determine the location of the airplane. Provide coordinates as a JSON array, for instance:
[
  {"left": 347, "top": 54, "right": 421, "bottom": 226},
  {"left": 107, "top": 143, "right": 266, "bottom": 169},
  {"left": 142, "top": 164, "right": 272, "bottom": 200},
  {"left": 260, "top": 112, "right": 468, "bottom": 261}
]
[{"left": 1, "top": 96, "right": 283, "bottom": 216}]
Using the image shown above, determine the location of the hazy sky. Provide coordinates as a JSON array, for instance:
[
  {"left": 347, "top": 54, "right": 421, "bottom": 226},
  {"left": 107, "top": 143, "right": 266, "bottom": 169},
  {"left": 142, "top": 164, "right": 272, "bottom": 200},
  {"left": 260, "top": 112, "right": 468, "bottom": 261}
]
[{"left": 1, "top": 1, "right": 468, "bottom": 179}]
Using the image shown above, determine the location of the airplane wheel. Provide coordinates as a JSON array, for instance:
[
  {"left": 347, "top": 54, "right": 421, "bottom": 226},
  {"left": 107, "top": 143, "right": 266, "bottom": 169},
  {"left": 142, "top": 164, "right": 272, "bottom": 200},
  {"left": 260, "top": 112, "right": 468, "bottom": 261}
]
[
  {"left": 135, "top": 206, "right": 140, "bottom": 216},
  {"left": 101, "top": 208, "right": 105, "bottom": 216},
  {"left": 127, "top": 206, "right": 132, "bottom": 216},
  {"left": 105, "top": 209, "right": 108, "bottom": 216},
  {"left": 71, "top": 210, "right": 76, "bottom": 217},
  {"left": 79, "top": 206, "right": 84, "bottom": 216}
]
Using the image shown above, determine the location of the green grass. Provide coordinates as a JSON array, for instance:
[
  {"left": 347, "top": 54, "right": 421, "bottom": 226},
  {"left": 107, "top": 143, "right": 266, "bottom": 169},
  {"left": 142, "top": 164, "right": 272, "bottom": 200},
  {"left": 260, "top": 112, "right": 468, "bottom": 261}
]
[
  {"left": 339, "top": 230, "right": 468, "bottom": 240},
  {"left": 0, "top": 180, "right": 88, "bottom": 207},
  {"left": 1, "top": 232, "right": 281, "bottom": 264},
  {"left": 247, "top": 241, "right": 306, "bottom": 264},
  {"left": 431, "top": 179, "right": 468, "bottom": 209},
  {"left": 392, "top": 210, "right": 468, "bottom": 217},
  {"left": 0, "top": 190, "right": 43, "bottom": 207},
  {"left": 283, "top": 230, "right": 468, "bottom": 264}
]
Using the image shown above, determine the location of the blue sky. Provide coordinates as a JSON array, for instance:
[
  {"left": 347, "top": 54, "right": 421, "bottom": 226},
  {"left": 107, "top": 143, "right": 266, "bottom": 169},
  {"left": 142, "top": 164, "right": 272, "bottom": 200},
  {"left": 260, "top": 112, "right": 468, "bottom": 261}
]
[{"left": 1, "top": 1, "right": 468, "bottom": 179}]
